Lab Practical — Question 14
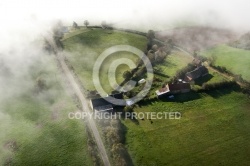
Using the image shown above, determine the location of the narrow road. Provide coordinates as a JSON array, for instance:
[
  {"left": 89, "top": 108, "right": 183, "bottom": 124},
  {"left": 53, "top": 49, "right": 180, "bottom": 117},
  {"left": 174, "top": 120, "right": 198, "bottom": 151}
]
[
  {"left": 56, "top": 53, "right": 111, "bottom": 166},
  {"left": 203, "top": 62, "right": 232, "bottom": 80}
]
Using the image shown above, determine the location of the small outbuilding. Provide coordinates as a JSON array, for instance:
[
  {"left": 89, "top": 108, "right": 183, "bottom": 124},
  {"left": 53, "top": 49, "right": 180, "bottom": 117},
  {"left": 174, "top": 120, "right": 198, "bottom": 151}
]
[{"left": 185, "top": 66, "right": 209, "bottom": 81}]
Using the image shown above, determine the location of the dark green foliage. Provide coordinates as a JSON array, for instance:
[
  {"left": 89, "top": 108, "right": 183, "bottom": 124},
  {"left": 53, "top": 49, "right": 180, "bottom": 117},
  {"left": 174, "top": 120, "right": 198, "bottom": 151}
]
[
  {"left": 35, "top": 77, "right": 47, "bottom": 92},
  {"left": 147, "top": 30, "right": 155, "bottom": 40},
  {"left": 210, "top": 64, "right": 233, "bottom": 75},
  {"left": 72, "top": 21, "right": 78, "bottom": 29},
  {"left": 201, "top": 81, "right": 238, "bottom": 91},
  {"left": 134, "top": 66, "right": 146, "bottom": 79},
  {"left": 123, "top": 70, "right": 133, "bottom": 80},
  {"left": 84, "top": 20, "right": 89, "bottom": 27}
]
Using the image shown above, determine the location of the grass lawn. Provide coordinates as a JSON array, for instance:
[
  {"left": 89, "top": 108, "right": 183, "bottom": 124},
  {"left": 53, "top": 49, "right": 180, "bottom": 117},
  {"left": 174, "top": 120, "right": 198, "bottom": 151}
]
[
  {"left": 200, "top": 44, "right": 250, "bottom": 81},
  {"left": 155, "top": 50, "right": 193, "bottom": 79},
  {"left": 0, "top": 56, "right": 92, "bottom": 165},
  {"left": 122, "top": 89, "right": 250, "bottom": 166},
  {"left": 62, "top": 28, "right": 147, "bottom": 93}
]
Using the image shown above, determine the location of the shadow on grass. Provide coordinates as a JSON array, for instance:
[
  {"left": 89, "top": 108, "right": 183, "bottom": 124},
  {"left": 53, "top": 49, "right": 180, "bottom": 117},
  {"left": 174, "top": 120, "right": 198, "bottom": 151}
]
[
  {"left": 114, "top": 107, "right": 140, "bottom": 126},
  {"left": 204, "top": 84, "right": 242, "bottom": 99},
  {"left": 153, "top": 71, "right": 170, "bottom": 78},
  {"left": 195, "top": 74, "right": 213, "bottom": 86},
  {"left": 137, "top": 91, "right": 201, "bottom": 105},
  {"left": 121, "top": 113, "right": 140, "bottom": 126},
  {"left": 137, "top": 97, "right": 159, "bottom": 107},
  {"left": 167, "top": 91, "right": 202, "bottom": 103},
  {"left": 119, "top": 120, "right": 135, "bottom": 166},
  {"left": 164, "top": 60, "right": 177, "bottom": 68}
]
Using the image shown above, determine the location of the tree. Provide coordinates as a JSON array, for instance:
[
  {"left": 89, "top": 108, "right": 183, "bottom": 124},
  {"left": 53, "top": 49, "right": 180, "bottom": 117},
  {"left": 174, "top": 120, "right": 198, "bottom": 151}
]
[
  {"left": 154, "top": 47, "right": 167, "bottom": 63},
  {"left": 124, "top": 106, "right": 133, "bottom": 112},
  {"left": 122, "top": 71, "right": 132, "bottom": 80},
  {"left": 35, "top": 77, "right": 46, "bottom": 92},
  {"left": 52, "top": 21, "right": 64, "bottom": 49},
  {"left": 134, "top": 66, "right": 146, "bottom": 78},
  {"left": 146, "top": 30, "right": 155, "bottom": 50},
  {"left": 101, "top": 21, "right": 107, "bottom": 29},
  {"left": 147, "top": 30, "right": 155, "bottom": 40},
  {"left": 152, "top": 44, "right": 158, "bottom": 52},
  {"left": 193, "top": 50, "right": 198, "bottom": 57},
  {"left": 43, "top": 39, "right": 53, "bottom": 53},
  {"left": 72, "top": 21, "right": 78, "bottom": 29},
  {"left": 208, "top": 54, "right": 217, "bottom": 66},
  {"left": 147, "top": 39, "right": 153, "bottom": 51},
  {"left": 147, "top": 50, "right": 155, "bottom": 63},
  {"left": 84, "top": 20, "right": 89, "bottom": 28}
]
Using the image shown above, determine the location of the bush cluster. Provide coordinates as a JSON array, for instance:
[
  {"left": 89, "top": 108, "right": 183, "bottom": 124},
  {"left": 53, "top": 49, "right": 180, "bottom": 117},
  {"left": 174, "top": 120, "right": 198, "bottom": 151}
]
[{"left": 201, "top": 81, "right": 238, "bottom": 91}]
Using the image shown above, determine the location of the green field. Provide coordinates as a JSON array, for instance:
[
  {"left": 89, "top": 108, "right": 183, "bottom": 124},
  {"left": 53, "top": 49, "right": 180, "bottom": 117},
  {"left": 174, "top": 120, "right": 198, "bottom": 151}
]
[
  {"left": 156, "top": 50, "right": 193, "bottom": 78},
  {"left": 201, "top": 44, "right": 250, "bottom": 81},
  {"left": 121, "top": 43, "right": 249, "bottom": 165},
  {"left": 62, "top": 28, "right": 147, "bottom": 93},
  {"left": 0, "top": 56, "right": 92, "bottom": 165},
  {"left": 123, "top": 89, "right": 250, "bottom": 165}
]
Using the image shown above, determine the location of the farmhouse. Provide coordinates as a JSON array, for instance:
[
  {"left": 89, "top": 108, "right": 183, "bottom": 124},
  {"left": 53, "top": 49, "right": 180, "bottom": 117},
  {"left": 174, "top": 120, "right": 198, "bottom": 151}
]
[
  {"left": 168, "top": 82, "right": 191, "bottom": 93},
  {"left": 185, "top": 66, "right": 208, "bottom": 81},
  {"left": 156, "top": 82, "right": 191, "bottom": 98}
]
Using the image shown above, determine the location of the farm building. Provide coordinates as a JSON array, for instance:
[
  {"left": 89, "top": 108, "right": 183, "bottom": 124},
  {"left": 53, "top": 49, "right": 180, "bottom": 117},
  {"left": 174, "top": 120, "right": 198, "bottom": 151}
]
[
  {"left": 89, "top": 93, "right": 125, "bottom": 112},
  {"left": 185, "top": 66, "right": 208, "bottom": 81},
  {"left": 168, "top": 82, "right": 191, "bottom": 94},
  {"left": 90, "top": 97, "right": 113, "bottom": 112},
  {"left": 156, "top": 82, "right": 191, "bottom": 98}
]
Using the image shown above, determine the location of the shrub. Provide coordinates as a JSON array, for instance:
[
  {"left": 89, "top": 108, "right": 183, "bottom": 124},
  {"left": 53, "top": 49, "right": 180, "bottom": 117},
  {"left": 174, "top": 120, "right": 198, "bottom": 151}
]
[
  {"left": 122, "top": 70, "right": 132, "bottom": 80},
  {"left": 134, "top": 66, "right": 146, "bottom": 78},
  {"left": 201, "top": 81, "right": 237, "bottom": 91}
]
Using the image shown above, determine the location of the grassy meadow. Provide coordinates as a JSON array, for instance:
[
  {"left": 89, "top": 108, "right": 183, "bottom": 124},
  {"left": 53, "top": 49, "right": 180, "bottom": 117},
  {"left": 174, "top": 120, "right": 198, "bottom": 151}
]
[
  {"left": 0, "top": 56, "right": 92, "bottom": 165},
  {"left": 62, "top": 28, "right": 147, "bottom": 93},
  {"left": 122, "top": 44, "right": 250, "bottom": 165},
  {"left": 201, "top": 44, "right": 250, "bottom": 81},
  {"left": 122, "top": 88, "right": 250, "bottom": 166}
]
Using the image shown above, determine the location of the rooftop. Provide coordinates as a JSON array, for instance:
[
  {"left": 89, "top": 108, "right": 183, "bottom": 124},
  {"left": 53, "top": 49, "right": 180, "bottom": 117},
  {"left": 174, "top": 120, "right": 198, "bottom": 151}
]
[
  {"left": 186, "top": 66, "right": 208, "bottom": 81},
  {"left": 168, "top": 82, "right": 191, "bottom": 91}
]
